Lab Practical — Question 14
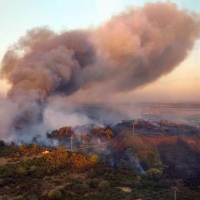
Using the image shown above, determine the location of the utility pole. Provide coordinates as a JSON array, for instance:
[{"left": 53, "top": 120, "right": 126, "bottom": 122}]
[
  {"left": 132, "top": 122, "right": 135, "bottom": 134},
  {"left": 70, "top": 136, "right": 75, "bottom": 150},
  {"left": 172, "top": 187, "right": 179, "bottom": 200}
]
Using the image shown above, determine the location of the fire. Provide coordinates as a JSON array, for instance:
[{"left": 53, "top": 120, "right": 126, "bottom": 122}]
[{"left": 42, "top": 150, "right": 49, "bottom": 155}]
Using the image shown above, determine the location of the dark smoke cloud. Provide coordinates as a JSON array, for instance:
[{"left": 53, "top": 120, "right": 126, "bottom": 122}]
[{"left": 0, "top": 2, "right": 200, "bottom": 141}]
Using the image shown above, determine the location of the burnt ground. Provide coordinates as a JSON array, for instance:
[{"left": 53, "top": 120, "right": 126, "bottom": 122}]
[{"left": 158, "top": 138, "right": 200, "bottom": 186}]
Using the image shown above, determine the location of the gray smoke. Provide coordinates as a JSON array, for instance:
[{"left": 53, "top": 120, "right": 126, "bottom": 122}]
[{"left": 0, "top": 2, "right": 200, "bottom": 141}]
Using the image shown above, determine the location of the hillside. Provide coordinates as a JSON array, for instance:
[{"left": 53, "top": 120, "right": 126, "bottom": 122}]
[{"left": 0, "top": 119, "right": 200, "bottom": 199}]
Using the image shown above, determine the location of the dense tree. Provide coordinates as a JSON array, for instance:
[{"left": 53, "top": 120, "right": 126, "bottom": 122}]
[
  {"left": 68, "top": 152, "right": 93, "bottom": 168},
  {"left": 45, "top": 147, "right": 68, "bottom": 168},
  {"left": 146, "top": 168, "right": 162, "bottom": 180},
  {"left": 0, "top": 140, "right": 5, "bottom": 147}
]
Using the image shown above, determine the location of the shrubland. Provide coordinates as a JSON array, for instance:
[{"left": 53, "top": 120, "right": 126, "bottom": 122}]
[
  {"left": 0, "top": 120, "right": 200, "bottom": 199},
  {"left": 0, "top": 134, "right": 200, "bottom": 200}
]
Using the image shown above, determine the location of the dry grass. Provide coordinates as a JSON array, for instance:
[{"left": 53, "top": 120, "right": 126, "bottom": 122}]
[
  {"left": 116, "top": 187, "right": 132, "bottom": 193},
  {"left": 0, "top": 157, "right": 8, "bottom": 166}
]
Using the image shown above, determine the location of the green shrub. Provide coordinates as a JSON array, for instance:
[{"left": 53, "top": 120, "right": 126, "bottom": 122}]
[
  {"left": 79, "top": 182, "right": 90, "bottom": 190},
  {"left": 20, "top": 144, "right": 27, "bottom": 151},
  {"left": 146, "top": 168, "right": 162, "bottom": 180},
  {"left": 53, "top": 179, "right": 62, "bottom": 186},
  {"left": 64, "top": 191, "right": 76, "bottom": 198},
  {"left": 48, "top": 189, "right": 62, "bottom": 200},
  {"left": 98, "top": 180, "right": 110, "bottom": 191},
  {"left": 16, "top": 167, "right": 28, "bottom": 176},
  {"left": 89, "top": 180, "right": 99, "bottom": 188},
  {"left": 119, "top": 159, "right": 126, "bottom": 169},
  {"left": 90, "top": 155, "right": 100, "bottom": 163}
]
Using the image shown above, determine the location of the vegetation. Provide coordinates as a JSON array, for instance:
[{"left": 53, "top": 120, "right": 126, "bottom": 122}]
[
  {"left": 90, "top": 154, "right": 100, "bottom": 163},
  {"left": 146, "top": 168, "right": 162, "bottom": 180},
  {"left": 98, "top": 180, "right": 110, "bottom": 191},
  {"left": 0, "top": 119, "right": 200, "bottom": 199},
  {"left": 48, "top": 189, "right": 62, "bottom": 200}
]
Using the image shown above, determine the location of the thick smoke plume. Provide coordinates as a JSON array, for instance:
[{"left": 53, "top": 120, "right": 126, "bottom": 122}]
[{"left": 0, "top": 2, "right": 200, "bottom": 141}]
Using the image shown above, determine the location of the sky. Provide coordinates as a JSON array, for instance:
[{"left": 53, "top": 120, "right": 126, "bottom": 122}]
[{"left": 0, "top": 0, "right": 200, "bottom": 102}]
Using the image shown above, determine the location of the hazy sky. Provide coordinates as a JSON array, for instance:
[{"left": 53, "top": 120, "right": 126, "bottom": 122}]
[{"left": 0, "top": 0, "right": 200, "bottom": 102}]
